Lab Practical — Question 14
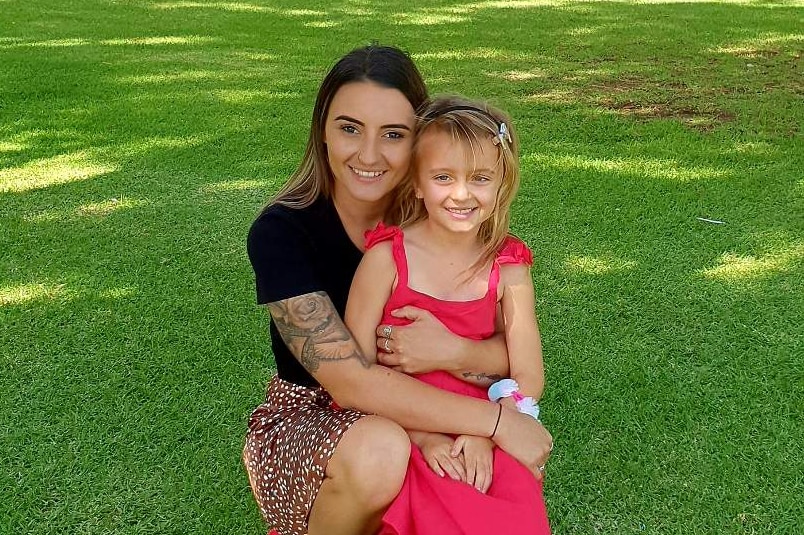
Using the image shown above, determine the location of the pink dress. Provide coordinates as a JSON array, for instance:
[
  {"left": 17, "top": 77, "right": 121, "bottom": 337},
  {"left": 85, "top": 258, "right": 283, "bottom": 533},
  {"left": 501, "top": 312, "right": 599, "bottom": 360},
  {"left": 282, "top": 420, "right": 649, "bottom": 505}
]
[{"left": 365, "top": 224, "right": 551, "bottom": 535}]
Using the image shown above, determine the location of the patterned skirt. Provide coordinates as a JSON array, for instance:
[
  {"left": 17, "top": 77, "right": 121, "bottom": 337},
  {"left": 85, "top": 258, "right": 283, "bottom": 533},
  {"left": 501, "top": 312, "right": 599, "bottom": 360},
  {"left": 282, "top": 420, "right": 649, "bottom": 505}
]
[{"left": 243, "top": 376, "right": 364, "bottom": 535}]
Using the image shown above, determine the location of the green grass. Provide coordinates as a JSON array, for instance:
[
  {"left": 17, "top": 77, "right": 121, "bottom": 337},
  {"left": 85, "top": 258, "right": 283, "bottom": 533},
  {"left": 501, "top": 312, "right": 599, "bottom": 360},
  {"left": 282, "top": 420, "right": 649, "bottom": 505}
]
[{"left": 1, "top": 0, "right": 802, "bottom": 533}]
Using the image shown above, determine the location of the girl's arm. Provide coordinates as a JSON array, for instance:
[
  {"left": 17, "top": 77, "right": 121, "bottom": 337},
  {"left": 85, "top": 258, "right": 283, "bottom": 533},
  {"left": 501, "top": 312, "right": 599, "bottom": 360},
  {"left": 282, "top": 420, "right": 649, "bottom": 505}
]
[
  {"left": 499, "top": 264, "right": 545, "bottom": 400},
  {"left": 344, "top": 242, "right": 395, "bottom": 363}
]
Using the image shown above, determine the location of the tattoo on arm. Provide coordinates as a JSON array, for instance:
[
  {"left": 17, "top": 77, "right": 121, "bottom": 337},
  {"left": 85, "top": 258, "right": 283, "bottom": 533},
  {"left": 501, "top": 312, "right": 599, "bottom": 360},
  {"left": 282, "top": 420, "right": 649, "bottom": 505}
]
[
  {"left": 462, "top": 371, "right": 503, "bottom": 386},
  {"left": 267, "top": 291, "right": 370, "bottom": 374}
]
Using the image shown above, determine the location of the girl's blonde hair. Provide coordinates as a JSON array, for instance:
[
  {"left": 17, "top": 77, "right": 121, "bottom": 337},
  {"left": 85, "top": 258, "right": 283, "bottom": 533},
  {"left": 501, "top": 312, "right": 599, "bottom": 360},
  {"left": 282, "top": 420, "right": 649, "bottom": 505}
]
[{"left": 396, "top": 96, "right": 521, "bottom": 274}]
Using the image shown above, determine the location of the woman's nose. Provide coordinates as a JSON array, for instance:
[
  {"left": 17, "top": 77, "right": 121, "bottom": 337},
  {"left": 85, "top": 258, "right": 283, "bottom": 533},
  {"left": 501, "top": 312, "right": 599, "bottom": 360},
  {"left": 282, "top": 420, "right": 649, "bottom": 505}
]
[{"left": 357, "top": 137, "right": 380, "bottom": 166}]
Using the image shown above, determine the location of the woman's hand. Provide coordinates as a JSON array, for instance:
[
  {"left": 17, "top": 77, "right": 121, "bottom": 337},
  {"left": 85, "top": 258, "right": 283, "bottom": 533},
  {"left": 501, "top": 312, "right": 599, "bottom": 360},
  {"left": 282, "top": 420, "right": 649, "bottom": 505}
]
[
  {"left": 417, "top": 432, "right": 466, "bottom": 481},
  {"left": 492, "top": 407, "right": 552, "bottom": 480},
  {"left": 375, "top": 306, "right": 466, "bottom": 374},
  {"left": 451, "top": 435, "right": 494, "bottom": 493}
]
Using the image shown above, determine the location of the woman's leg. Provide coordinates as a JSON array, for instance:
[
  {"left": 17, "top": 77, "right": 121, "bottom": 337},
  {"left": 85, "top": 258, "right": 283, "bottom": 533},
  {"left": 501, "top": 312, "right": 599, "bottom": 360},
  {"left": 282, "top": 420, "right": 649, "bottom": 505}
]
[{"left": 307, "top": 415, "right": 410, "bottom": 535}]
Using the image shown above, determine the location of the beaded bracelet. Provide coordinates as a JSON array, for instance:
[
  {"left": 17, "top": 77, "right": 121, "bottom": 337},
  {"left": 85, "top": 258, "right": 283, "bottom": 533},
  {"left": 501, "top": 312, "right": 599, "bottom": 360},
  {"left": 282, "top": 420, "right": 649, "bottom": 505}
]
[{"left": 488, "top": 379, "right": 541, "bottom": 421}]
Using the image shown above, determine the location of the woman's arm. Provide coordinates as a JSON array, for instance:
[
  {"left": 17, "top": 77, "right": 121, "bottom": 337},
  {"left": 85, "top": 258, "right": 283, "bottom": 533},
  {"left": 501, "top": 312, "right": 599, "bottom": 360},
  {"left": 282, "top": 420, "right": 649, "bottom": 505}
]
[
  {"left": 265, "top": 291, "right": 551, "bottom": 476},
  {"left": 376, "top": 307, "right": 510, "bottom": 386},
  {"left": 499, "top": 264, "right": 545, "bottom": 399}
]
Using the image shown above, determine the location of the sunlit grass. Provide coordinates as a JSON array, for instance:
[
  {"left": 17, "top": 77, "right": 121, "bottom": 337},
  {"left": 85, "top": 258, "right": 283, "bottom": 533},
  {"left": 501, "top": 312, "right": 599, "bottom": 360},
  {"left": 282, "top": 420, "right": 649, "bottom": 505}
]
[
  {"left": 0, "top": 152, "right": 115, "bottom": 193},
  {"left": 493, "top": 68, "right": 548, "bottom": 81},
  {"left": 304, "top": 20, "right": 340, "bottom": 28},
  {"left": 701, "top": 244, "right": 804, "bottom": 282},
  {"left": 412, "top": 47, "right": 505, "bottom": 60},
  {"left": 213, "top": 89, "right": 301, "bottom": 103},
  {"left": 199, "top": 179, "right": 268, "bottom": 194},
  {"left": 99, "top": 36, "right": 218, "bottom": 46},
  {"left": 23, "top": 198, "right": 148, "bottom": 223},
  {"left": 564, "top": 254, "right": 638, "bottom": 275},
  {"left": 0, "top": 282, "right": 68, "bottom": 306},
  {"left": 0, "top": 140, "right": 27, "bottom": 152},
  {"left": 0, "top": 36, "right": 218, "bottom": 49},
  {"left": 711, "top": 31, "right": 804, "bottom": 56},
  {"left": 394, "top": 12, "right": 469, "bottom": 25},
  {"left": 151, "top": 2, "right": 326, "bottom": 16},
  {"left": 524, "top": 153, "right": 730, "bottom": 182},
  {"left": 152, "top": 1, "right": 275, "bottom": 12}
]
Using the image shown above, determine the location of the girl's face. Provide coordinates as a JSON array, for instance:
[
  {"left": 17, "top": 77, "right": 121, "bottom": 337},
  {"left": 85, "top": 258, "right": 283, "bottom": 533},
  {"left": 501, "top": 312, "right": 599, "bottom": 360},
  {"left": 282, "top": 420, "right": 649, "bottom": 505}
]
[
  {"left": 324, "top": 81, "right": 415, "bottom": 207},
  {"left": 414, "top": 128, "right": 502, "bottom": 236}
]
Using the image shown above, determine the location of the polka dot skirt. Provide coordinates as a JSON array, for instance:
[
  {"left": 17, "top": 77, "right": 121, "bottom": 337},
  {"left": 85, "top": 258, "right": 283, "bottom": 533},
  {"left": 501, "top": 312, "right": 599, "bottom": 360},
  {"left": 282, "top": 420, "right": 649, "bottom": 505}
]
[{"left": 243, "top": 376, "right": 364, "bottom": 535}]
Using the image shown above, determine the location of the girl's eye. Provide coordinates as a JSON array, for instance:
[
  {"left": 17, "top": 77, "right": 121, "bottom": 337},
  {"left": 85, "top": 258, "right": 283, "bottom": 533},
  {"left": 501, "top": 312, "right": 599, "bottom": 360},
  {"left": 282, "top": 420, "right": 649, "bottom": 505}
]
[
  {"left": 474, "top": 175, "right": 492, "bottom": 183},
  {"left": 384, "top": 131, "right": 405, "bottom": 140},
  {"left": 434, "top": 174, "right": 451, "bottom": 182}
]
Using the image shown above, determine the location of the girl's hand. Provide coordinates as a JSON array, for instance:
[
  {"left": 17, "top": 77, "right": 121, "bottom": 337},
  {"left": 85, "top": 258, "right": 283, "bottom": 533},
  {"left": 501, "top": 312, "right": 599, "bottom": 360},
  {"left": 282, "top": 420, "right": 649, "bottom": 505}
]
[
  {"left": 452, "top": 435, "right": 494, "bottom": 493},
  {"left": 376, "top": 306, "right": 465, "bottom": 374},
  {"left": 418, "top": 432, "right": 466, "bottom": 482}
]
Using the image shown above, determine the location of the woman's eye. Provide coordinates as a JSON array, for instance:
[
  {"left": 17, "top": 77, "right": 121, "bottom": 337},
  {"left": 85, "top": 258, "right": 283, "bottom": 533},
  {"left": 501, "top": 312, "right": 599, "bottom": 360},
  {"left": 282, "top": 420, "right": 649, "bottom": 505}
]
[
  {"left": 341, "top": 125, "right": 359, "bottom": 134},
  {"left": 384, "top": 131, "right": 404, "bottom": 140}
]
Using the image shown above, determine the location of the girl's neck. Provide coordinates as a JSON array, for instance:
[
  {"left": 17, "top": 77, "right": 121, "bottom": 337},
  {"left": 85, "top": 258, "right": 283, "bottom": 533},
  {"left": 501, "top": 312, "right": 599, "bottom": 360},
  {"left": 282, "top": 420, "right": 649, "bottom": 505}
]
[
  {"left": 405, "top": 218, "right": 490, "bottom": 300},
  {"left": 418, "top": 218, "right": 483, "bottom": 258}
]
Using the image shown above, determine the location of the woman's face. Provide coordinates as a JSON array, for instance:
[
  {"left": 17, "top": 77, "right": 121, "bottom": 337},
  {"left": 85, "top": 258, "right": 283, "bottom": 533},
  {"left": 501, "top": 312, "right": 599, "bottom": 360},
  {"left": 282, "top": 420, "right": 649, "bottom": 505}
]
[{"left": 324, "top": 81, "right": 415, "bottom": 207}]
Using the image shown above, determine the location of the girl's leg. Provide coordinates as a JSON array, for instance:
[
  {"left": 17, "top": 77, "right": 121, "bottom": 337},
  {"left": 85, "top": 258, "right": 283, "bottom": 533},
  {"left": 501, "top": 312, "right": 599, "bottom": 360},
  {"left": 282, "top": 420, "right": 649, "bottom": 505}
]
[{"left": 307, "top": 415, "right": 410, "bottom": 535}]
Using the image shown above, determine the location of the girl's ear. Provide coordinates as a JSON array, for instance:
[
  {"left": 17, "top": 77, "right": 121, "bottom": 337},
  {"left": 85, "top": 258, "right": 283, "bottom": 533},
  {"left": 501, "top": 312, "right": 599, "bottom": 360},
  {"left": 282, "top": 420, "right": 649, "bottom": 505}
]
[{"left": 415, "top": 187, "right": 423, "bottom": 199}]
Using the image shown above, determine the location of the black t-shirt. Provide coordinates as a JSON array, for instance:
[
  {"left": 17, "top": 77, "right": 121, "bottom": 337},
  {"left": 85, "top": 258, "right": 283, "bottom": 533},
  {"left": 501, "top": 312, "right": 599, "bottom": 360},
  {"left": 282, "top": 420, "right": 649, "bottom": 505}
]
[{"left": 246, "top": 196, "right": 363, "bottom": 387}]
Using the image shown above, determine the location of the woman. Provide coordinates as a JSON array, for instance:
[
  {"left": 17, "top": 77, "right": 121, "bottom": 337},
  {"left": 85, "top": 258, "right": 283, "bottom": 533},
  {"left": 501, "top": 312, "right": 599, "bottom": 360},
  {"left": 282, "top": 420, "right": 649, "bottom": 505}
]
[{"left": 244, "top": 45, "right": 552, "bottom": 535}]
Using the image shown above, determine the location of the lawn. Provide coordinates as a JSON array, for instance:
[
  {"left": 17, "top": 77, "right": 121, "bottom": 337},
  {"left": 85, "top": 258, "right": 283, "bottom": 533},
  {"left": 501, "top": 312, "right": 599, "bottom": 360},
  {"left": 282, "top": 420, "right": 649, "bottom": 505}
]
[{"left": 1, "top": 0, "right": 802, "bottom": 533}]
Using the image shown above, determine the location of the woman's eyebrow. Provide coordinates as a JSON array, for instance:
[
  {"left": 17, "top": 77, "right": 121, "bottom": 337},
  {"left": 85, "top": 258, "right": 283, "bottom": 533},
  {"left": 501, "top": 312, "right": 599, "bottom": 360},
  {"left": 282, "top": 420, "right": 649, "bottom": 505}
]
[{"left": 334, "top": 115, "right": 411, "bottom": 131}]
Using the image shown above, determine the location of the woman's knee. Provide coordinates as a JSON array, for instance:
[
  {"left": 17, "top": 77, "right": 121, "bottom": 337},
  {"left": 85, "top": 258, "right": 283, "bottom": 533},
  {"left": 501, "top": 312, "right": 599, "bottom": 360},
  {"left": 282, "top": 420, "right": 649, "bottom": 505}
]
[{"left": 327, "top": 415, "right": 410, "bottom": 506}]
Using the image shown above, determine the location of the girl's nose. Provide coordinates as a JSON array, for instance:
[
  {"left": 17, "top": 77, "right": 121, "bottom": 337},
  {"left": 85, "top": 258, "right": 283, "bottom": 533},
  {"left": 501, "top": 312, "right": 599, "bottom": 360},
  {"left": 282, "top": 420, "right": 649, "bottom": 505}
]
[{"left": 450, "top": 179, "right": 471, "bottom": 200}]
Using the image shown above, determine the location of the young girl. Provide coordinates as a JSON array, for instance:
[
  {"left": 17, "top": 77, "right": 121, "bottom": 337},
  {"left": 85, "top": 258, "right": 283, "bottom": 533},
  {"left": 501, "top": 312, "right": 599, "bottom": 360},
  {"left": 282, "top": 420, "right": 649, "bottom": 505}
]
[{"left": 345, "top": 96, "right": 551, "bottom": 534}]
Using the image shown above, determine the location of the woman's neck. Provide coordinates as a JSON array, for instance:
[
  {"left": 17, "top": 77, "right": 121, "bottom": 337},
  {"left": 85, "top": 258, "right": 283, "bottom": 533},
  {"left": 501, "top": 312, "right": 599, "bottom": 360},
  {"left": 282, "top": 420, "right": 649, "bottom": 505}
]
[{"left": 332, "top": 194, "right": 388, "bottom": 251}]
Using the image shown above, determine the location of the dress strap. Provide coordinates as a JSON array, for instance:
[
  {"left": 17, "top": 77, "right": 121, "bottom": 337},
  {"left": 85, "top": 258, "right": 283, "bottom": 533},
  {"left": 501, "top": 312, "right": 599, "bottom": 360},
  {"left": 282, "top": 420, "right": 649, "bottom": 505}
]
[
  {"left": 490, "top": 235, "right": 532, "bottom": 300},
  {"left": 497, "top": 235, "right": 533, "bottom": 266},
  {"left": 391, "top": 230, "right": 409, "bottom": 288},
  {"left": 487, "top": 260, "right": 501, "bottom": 300},
  {"left": 364, "top": 222, "right": 408, "bottom": 287}
]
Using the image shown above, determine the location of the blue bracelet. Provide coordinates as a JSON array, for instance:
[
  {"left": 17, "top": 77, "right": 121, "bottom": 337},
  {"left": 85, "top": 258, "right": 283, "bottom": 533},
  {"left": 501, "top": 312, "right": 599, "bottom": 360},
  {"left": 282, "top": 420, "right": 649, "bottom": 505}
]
[
  {"left": 488, "top": 379, "right": 519, "bottom": 402},
  {"left": 488, "top": 379, "right": 541, "bottom": 421}
]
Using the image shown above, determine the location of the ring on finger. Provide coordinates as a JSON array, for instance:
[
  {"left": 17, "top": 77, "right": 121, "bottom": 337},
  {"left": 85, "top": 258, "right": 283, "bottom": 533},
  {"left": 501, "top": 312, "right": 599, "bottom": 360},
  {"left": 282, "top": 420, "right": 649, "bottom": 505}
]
[
  {"left": 382, "top": 325, "right": 392, "bottom": 338},
  {"left": 383, "top": 338, "right": 392, "bottom": 353}
]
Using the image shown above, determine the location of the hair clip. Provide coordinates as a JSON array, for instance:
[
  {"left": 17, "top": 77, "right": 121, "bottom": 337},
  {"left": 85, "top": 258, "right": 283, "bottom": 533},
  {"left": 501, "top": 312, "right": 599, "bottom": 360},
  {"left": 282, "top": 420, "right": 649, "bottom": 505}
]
[{"left": 494, "top": 122, "right": 512, "bottom": 146}]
